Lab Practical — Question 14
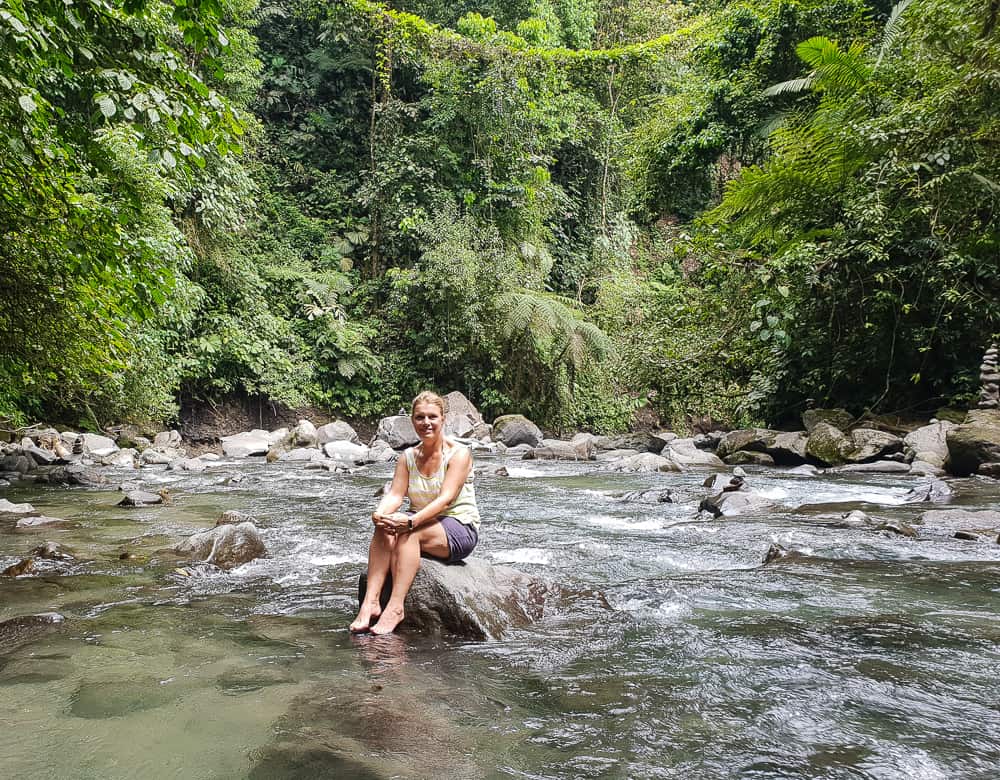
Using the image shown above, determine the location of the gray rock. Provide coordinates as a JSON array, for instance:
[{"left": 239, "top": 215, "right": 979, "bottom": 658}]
[
  {"left": 908, "top": 459, "right": 945, "bottom": 477},
  {"left": 368, "top": 439, "right": 397, "bottom": 463},
  {"left": 716, "top": 428, "right": 778, "bottom": 459},
  {"left": 289, "top": 419, "right": 318, "bottom": 448},
  {"left": 216, "top": 510, "right": 255, "bottom": 527},
  {"left": 376, "top": 415, "right": 420, "bottom": 449},
  {"left": 878, "top": 521, "right": 917, "bottom": 538},
  {"left": 837, "top": 510, "right": 873, "bottom": 528},
  {"left": 979, "top": 462, "right": 1000, "bottom": 478},
  {"left": 323, "top": 440, "right": 371, "bottom": 464},
  {"left": 23, "top": 444, "right": 58, "bottom": 466},
  {"left": 847, "top": 429, "right": 903, "bottom": 462},
  {"left": 784, "top": 463, "right": 820, "bottom": 476},
  {"left": 316, "top": 420, "right": 361, "bottom": 446},
  {"left": 357, "top": 557, "right": 547, "bottom": 640},
  {"left": 903, "top": 421, "right": 956, "bottom": 468},
  {"left": 221, "top": 430, "right": 271, "bottom": 458},
  {"left": 2, "top": 558, "right": 34, "bottom": 576},
  {"left": 278, "top": 447, "right": 321, "bottom": 462},
  {"left": 609, "top": 452, "right": 680, "bottom": 473},
  {"left": 0, "top": 454, "right": 33, "bottom": 474},
  {"left": 599, "top": 431, "right": 664, "bottom": 453},
  {"left": 443, "top": 391, "right": 483, "bottom": 425},
  {"left": 723, "top": 450, "right": 775, "bottom": 466},
  {"left": 946, "top": 409, "right": 1000, "bottom": 477},
  {"left": 173, "top": 522, "right": 267, "bottom": 570},
  {"left": 141, "top": 448, "right": 179, "bottom": 465},
  {"left": 103, "top": 448, "right": 138, "bottom": 468},
  {"left": 700, "top": 490, "right": 774, "bottom": 517},
  {"left": 118, "top": 490, "right": 165, "bottom": 507},
  {"left": 0, "top": 612, "right": 64, "bottom": 650},
  {"left": 802, "top": 408, "right": 853, "bottom": 433},
  {"left": 806, "top": 422, "right": 853, "bottom": 465},
  {"left": 917, "top": 509, "right": 1000, "bottom": 537},
  {"left": 522, "top": 438, "right": 596, "bottom": 461},
  {"left": 31, "top": 541, "right": 75, "bottom": 560},
  {"left": 152, "top": 430, "right": 183, "bottom": 450},
  {"left": 0, "top": 498, "right": 36, "bottom": 515},
  {"left": 80, "top": 433, "right": 118, "bottom": 457},
  {"left": 492, "top": 414, "right": 544, "bottom": 448},
  {"left": 902, "top": 479, "right": 953, "bottom": 503},
  {"left": 266, "top": 427, "right": 289, "bottom": 446},
  {"left": 170, "top": 457, "right": 208, "bottom": 472},
  {"left": 833, "top": 460, "right": 911, "bottom": 474},
  {"left": 663, "top": 438, "right": 726, "bottom": 469},
  {"left": 618, "top": 488, "right": 674, "bottom": 504},
  {"left": 15, "top": 515, "right": 68, "bottom": 530}
]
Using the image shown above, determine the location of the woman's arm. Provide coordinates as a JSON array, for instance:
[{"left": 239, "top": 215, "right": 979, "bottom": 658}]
[
  {"left": 373, "top": 455, "right": 409, "bottom": 521},
  {"left": 406, "top": 446, "right": 472, "bottom": 530}
]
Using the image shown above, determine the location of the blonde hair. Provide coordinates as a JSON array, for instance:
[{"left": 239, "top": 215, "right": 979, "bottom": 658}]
[{"left": 411, "top": 391, "right": 447, "bottom": 416}]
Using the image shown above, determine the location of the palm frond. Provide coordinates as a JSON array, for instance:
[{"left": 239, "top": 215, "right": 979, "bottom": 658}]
[{"left": 876, "top": 0, "right": 915, "bottom": 69}]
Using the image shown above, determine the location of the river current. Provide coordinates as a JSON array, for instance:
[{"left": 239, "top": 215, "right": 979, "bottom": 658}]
[{"left": 1, "top": 453, "right": 998, "bottom": 779}]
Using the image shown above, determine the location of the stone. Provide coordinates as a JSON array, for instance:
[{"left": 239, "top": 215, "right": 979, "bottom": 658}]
[
  {"left": 609, "top": 452, "right": 680, "bottom": 473},
  {"left": 172, "top": 522, "right": 267, "bottom": 571},
  {"left": 837, "top": 510, "right": 873, "bottom": 528},
  {"left": 846, "top": 429, "right": 903, "bottom": 462},
  {"left": 0, "top": 612, "right": 64, "bottom": 650},
  {"left": 314, "top": 420, "right": 359, "bottom": 446},
  {"left": 103, "top": 448, "right": 139, "bottom": 468},
  {"left": 918, "top": 509, "right": 1000, "bottom": 537},
  {"left": 723, "top": 450, "right": 775, "bottom": 466},
  {"left": 903, "top": 479, "right": 953, "bottom": 503},
  {"left": 663, "top": 438, "right": 726, "bottom": 469},
  {"left": 216, "top": 510, "right": 255, "bottom": 527},
  {"left": 367, "top": 439, "right": 397, "bottom": 463},
  {"left": 221, "top": 430, "right": 271, "bottom": 458},
  {"left": 153, "top": 430, "right": 183, "bottom": 450},
  {"left": 784, "top": 464, "right": 820, "bottom": 476},
  {"left": 170, "top": 457, "right": 208, "bottom": 472},
  {"left": 716, "top": 429, "right": 777, "bottom": 459},
  {"left": 599, "top": 431, "right": 667, "bottom": 453},
  {"left": 23, "top": 444, "right": 58, "bottom": 466},
  {"left": 908, "top": 460, "right": 946, "bottom": 477},
  {"left": 492, "top": 414, "right": 544, "bottom": 448},
  {"left": 375, "top": 415, "right": 419, "bottom": 449},
  {"left": 15, "top": 515, "right": 67, "bottom": 530},
  {"left": 979, "top": 462, "right": 1000, "bottom": 478},
  {"left": 762, "top": 544, "right": 809, "bottom": 565},
  {"left": 0, "top": 454, "right": 32, "bottom": 474},
  {"left": 522, "top": 438, "right": 596, "bottom": 461},
  {"left": 289, "top": 419, "right": 318, "bottom": 448},
  {"left": 903, "top": 421, "right": 956, "bottom": 468},
  {"left": 700, "top": 490, "right": 774, "bottom": 517},
  {"left": 357, "top": 557, "right": 547, "bottom": 640},
  {"left": 878, "top": 522, "right": 917, "bottom": 538},
  {"left": 617, "top": 488, "right": 673, "bottom": 504},
  {"left": 33, "top": 464, "right": 106, "bottom": 486},
  {"left": 443, "top": 391, "right": 483, "bottom": 425},
  {"left": 323, "top": 440, "right": 371, "bottom": 464},
  {"left": 31, "top": 541, "right": 74, "bottom": 560},
  {"left": 141, "top": 448, "right": 178, "bottom": 465},
  {"left": 703, "top": 473, "right": 743, "bottom": 491},
  {"left": 80, "top": 433, "right": 118, "bottom": 457},
  {"left": 833, "top": 460, "right": 911, "bottom": 474},
  {"left": 767, "top": 432, "right": 809, "bottom": 464},
  {"left": 0, "top": 498, "right": 36, "bottom": 515},
  {"left": 278, "top": 447, "right": 321, "bottom": 462},
  {"left": 806, "top": 422, "right": 853, "bottom": 465},
  {"left": 946, "top": 409, "right": 1000, "bottom": 477},
  {"left": 118, "top": 490, "right": 165, "bottom": 507},
  {"left": 802, "top": 408, "right": 853, "bottom": 433},
  {"left": 1, "top": 558, "right": 34, "bottom": 576}
]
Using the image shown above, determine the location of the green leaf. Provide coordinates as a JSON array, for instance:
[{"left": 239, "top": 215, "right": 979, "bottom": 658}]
[
  {"left": 97, "top": 95, "right": 116, "bottom": 118},
  {"left": 18, "top": 94, "right": 37, "bottom": 113}
]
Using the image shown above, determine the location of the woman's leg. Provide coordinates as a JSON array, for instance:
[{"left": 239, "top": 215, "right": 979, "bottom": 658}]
[
  {"left": 350, "top": 528, "right": 395, "bottom": 633},
  {"left": 370, "top": 522, "right": 449, "bottom": 635}
]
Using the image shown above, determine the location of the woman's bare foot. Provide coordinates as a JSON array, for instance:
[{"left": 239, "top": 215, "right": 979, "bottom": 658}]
[
  {"left": 350, "top": 602, "right": 382, "bottom": 633},
  {"left": 370, "top": 604, "right": 405, "bottom": 635}
]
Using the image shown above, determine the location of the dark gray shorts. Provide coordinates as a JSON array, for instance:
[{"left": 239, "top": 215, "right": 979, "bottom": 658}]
[{"left": 438, "top": 515, "right": 478, "bottom": 563}]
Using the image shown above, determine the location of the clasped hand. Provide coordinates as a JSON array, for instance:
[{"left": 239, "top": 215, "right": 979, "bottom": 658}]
[{"left": 372, "top": 511, "right": 409, "bottom": 535}]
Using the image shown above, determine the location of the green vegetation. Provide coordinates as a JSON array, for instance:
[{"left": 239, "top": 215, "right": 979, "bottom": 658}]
[{"left": 2, "top": 0, "right": 996, "bottom": 430}]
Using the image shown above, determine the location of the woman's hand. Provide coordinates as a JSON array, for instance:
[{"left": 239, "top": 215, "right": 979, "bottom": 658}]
[{"left": 373, "top": 512, "right": 410, "bottom": 535}]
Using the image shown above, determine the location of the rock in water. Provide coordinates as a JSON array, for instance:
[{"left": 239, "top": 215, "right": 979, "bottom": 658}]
[
  {"left": 0, "top": 612, "right": 64, "bottom": 651},
  {"left": 117, "top": 490, "right": 164, "bottom": 507},
  {"left": 946, "top": 409, "right": 1000, "bottom": 477},
  {"left": 357, "top": 558, "right": 547, "bottom": 640},
  {"left": 173, "top": 522, "right": 267, "bottom": 570}
]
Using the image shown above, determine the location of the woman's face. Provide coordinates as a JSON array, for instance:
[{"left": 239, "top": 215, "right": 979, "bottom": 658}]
[{"left": 412, "top": 402, "right": 444, "bottom": 440}]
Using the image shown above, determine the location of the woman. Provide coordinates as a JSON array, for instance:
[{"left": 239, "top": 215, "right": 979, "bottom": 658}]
[{"left": 351, "top": 391, "right": 480, "bottom": 635}]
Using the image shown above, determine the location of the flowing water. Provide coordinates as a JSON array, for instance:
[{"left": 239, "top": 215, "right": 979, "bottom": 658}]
[{"left": 1, "top": 454, "right": 999, "bottom": 779}]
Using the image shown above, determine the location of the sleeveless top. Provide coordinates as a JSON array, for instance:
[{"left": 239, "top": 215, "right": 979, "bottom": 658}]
[{"left": 404, "top": 441, "right": 480, "bottom": 530}]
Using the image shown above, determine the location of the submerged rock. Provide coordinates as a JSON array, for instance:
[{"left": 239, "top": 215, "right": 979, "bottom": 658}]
[
  {"left": 917, "top": 509, "right": 1000, "bottom": 539},
  {"left": 902, "top": 479, "right": 953, "bottom": 504},
  {"left": 118, "top": 490, "right": 166, "bottom": 507},
  {"left": 0, "top": 612, "right": 64, "bottom": 651},
  {"left": 357, "top": 557, "right": 547, "bottom": 640},
  {"left": 700, "top": 490, "right": 774, "bottom": 517},
  {"left": 617, "top": 488, "right": 674, "bottom": 504},
  {"left": 172, "top": 522, "right": 267, "bottom": 570},
  {"left": 31, "top": 541, "right": 75, "bottom": 560},
  {"left": 0, "top": 498, "right": 36, "bottom": 515},
  {"left": 15, "top": 515, "right": 67, "bottom": 530}
]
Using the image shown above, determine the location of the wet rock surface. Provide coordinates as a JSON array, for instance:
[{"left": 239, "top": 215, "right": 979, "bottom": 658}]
[{"left": 172, "top": 522, "right": 267, "bottom": 570}]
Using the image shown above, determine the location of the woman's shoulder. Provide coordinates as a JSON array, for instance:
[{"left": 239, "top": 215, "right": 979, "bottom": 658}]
[{"left": 443, "top": 438, "right": 473, "bottom": 461}]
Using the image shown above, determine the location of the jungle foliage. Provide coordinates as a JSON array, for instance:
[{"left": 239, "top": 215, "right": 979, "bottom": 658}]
[{"left": 2, "top": 0, "right": 996, "bottom": 430}]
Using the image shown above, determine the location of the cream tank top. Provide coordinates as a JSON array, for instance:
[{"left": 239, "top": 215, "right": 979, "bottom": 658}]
[{"left": 405, "top": 441, "right": 480, "bottom": 530}]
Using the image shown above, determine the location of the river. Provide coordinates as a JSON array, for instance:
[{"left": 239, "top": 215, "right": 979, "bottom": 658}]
[{"left": 1, "top": 454, "right": 999, "bottom": 778}]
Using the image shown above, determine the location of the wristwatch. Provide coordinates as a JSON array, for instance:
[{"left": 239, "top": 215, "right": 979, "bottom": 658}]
[{"left": 407, "top": 517, "right": 413, "bottom": 531}]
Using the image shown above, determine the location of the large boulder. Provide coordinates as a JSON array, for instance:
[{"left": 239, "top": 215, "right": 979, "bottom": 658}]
[
  {"left": 609, "top": 452, "right": 680, "bottom": 473},
  {"left": 278, "top": 447, "right": 323, "bottom": 462},
  {"left": 522, "top": 438, "right": 596, "bottom": 461},
  {"left": 443, "top": 391, "right": 483, "bottom": 438},
  {"left": 492, "top": 415, "right": 544, "bottom": 448},
  {"left": 802, "top": 408, "right": 853, "bottom": 433},
  {"left": 662, "top": 438, "right": 726, "bottom": 469},
  {"left": 903, "top": 421, "right": 955, "bottom": 468},
  {"left": 598, "top": 432, "right": 664, "bottom": 453},
  {"left": 376, "top": 415, "right": 420, "bottom": 450},
  {"left": 221, "top": 430, "right": 271, "bottom": 458},
  {"left": 723, "top": 450, "right": 775, "bottom": 466},
  {"left": 152, "top": 430, "right": 183, "bottom": 451},
  {"left": 716, "top": 429, "right": 778, "bottom": 460},
  {"left": 946, "top": 409, "right": 1000, "bottom": 477},
  {"left": 172, "top": 522, "right": 267, "bottom": 571},
  {"left": 80, "top": 433, "right": 118, "bottom": 457},
  {"left": 316, "top": 420, "right": 360, "bottom": 446},
  {"left": 846, "top": 429, "right": 903, "bottom": 462},
  {"left": 323, "top": 440, "right": 371, "bottom": 464},
  {"left": 715, "top": 429, "right": 807, "bottom": 465},
  {"left": 806, "top": 422, "right": 853, "bottom": 465},
  {"left": 700, "top": 490, "right": 775, "bottom": 517},
  {"left": 289, "top": 419, "right": 319, "bottom": 448},
  {"left": 357, "top": 557, "right": 547, "bottom": 640}
]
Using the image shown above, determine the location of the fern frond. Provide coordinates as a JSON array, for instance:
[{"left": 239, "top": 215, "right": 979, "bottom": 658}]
[
  {"left": 763, "top": 75, "right": 815, "bottom": 97},
  {"left": 876, "top": 0, "right": 914, "bottom": 69}
]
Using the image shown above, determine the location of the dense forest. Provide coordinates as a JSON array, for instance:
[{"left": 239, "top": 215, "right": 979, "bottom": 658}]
[{"left": 2, "top": 0, "right": 997, "bottom": 433}]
